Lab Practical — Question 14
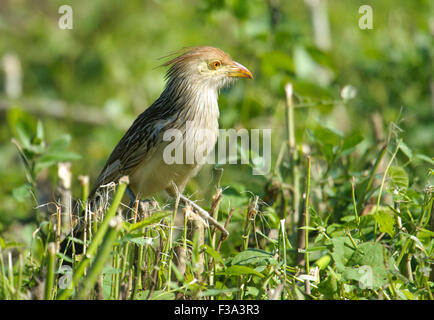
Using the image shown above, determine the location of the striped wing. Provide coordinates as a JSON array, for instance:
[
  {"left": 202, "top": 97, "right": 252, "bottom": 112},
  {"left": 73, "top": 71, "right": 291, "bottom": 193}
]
[{"left": 88, "top": 101, "right": 174, "bottom": 199}]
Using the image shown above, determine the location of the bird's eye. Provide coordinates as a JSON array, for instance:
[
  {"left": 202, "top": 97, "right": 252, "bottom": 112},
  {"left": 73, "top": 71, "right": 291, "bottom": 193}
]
[{"left": 210, "top": 60, "right": 221, "bottom": 70}]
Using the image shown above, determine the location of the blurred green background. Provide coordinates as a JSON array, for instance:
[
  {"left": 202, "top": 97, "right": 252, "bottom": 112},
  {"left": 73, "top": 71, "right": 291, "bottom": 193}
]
[{"left": 0, "top": 0, "right": 433, "bottom": 232}]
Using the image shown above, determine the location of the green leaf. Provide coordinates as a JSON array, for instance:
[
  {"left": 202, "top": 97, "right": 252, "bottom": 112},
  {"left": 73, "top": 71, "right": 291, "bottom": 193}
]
[
  {"left": 14, "top": 121, "right": 32, "bottom": 150},
  {"left": 103, "top": 267, "right": 121, "bottom": 275},
  {"left": 315, "top": 255, "right": 331, "bottom": 270},
  {"left": 330, "top": 237, "right": 357, "bottom": 272},
  {"left": 341, "top": 132, "right": 364, "bottom": 153},
  {"left": 220, "top": 186, "right": 249, "bottom": 214},
  {"left": 347, "top": 242, "right": 384, "bottom": 267},
  {"left": 398, "top": 142, "right": 413, "bottom": 159},
  {"left": 38, "top": 151, "right": 81, "bottom": 163},
  {"left": 35, "top": 151, "right": 81, "bottom": 173},
  {"left": 219, "top": 265, "right": 264, "bottom": 278},
  {"left": 36, "top": 120, "right": 44, "bottom": 141},
  {"left": 317, "top": 274, "right": 339, "bottom": 298},
  {"left": 14, "top": 120, "right": 45, "bottom": 155},
  {"left": 261, "top": 207, "right": 280, "bottom": 229},
  {"left": 130, "top": 237, "right": 150, "bottom": 245},
  {"left": 232, "top": 248, "right": 277, "bottom": 267},
  {"left": 312, "top": 125, "right": 343, "bottom": 146},
  {"left": 56, "top": 252, "right": 73, "bottom": 263},
  {"left": 388, "top": 166, "right": 408, "bottom": 190},
  {"left": 418, "top": 228, "right": 434, "bottom": 240},
  {"left": 414, "top": 154, "right": 434, "bottom": 165},
  {"left": 245, "top": 286, "right": 260, "bottom": 297},
  {"left": 124, "top": 210, "right": 172, "bottom": 233},
  {"left": 137, "top": 290, "right": 176, "bottom": 300},
  {"left": 0, "top": 240, "right": 25, "bottom": 249},
  {"left": 374, "top": 209, "right": 396, "bottom": 238},
  {"left": 201, "top": 244, "right": 225, "bottom": 267},
  {"left": 343, "top": 242, "right": 388, "bottom": 289},
  {"left": 33, "top": 134, "right": 81, "bottom": 173},
  {"left": 119, "top": 235, "right": 151, "bottom": 246},
  {"left": 260, "top": 50, "right": 294, "bottom": 76},
  {"left": 200, "top": 288, "right": 238, "bottom": 297},
  {"left": 50, "top": 134, "right": 72, "bottom": 152},
  {"left": 12, "top": 184, "right": 32, "bottom": 202},
  {"left": 320, "top": 144, "right": 335, "bottom": 165}
]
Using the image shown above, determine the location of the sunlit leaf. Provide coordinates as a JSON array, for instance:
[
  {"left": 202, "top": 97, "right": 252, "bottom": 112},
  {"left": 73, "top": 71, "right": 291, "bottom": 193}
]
[
  {"left": 388, "top": 166, "right": 408, "bottom": 190},
  {"left": 124, "top": 210, "right": 172, "bottom": 233},
  {"left": 374, "top": 209, "right": 396, "bottom": 238}
]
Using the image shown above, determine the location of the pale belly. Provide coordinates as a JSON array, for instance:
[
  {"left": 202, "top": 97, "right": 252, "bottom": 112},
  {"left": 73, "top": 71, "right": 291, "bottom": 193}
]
[
  {"left": 129, "top": 155, "right": 199, "bottom": 197},
  {"left": 129, "top": 127, "right": 217, "bottom": 198}
]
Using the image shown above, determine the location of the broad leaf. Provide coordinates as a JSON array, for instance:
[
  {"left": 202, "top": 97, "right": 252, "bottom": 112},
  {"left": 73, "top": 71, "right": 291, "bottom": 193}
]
[
  {"left": 388, "top": 166, "right": 408, "bottom": 190},
  {"left": 374, "top": 209, "right": 396, "bottom": 238},
  {"left": 219, "top": 265, "right": 264, "bottom": 278},
  {"left": 231, "top": 248, "right": 277, "bottom": 266},
  {"left": 344, "top": 242, "right": 388, "bottom": 289}
]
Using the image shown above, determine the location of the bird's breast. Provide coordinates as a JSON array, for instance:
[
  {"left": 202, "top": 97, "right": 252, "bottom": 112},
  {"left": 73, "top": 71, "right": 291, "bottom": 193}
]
[{"left": 129, "top": 94, "right": 220, "bottom": 198}]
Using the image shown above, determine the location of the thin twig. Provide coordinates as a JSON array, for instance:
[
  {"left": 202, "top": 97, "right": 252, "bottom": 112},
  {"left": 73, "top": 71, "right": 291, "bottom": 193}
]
[
  {"left": 285, "top": 83, "right": 300, "bottom": 232},
  {"left": 179, "top": 194, "right": 229, "bottom": 239}
]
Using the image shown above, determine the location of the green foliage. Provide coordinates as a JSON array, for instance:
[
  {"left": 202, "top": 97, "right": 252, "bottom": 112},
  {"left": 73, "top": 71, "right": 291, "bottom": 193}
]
[
  {"left": 0, "top": 0, "right": 433, "bottom": 301},
  {"left": 231, "top": 248, "right": 277, "bottom": 267},
  {"left": 374, "top": 209, "right": 396, "bottom": 238},
  {"left": 331, "top": 239, "right": 388, "bottom": 290}
]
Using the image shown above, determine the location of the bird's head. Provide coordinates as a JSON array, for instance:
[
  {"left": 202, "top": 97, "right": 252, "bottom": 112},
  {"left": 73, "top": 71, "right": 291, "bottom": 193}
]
[{"left": 163, "top": 46, "right": 253, "bottom": 91}]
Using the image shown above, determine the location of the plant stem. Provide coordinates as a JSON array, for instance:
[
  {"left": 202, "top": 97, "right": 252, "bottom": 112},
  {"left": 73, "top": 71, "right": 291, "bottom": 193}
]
[
  {"left": 44, "top": 243, "right": 56, "bottom": 300},
  {"left": 165, "top": 189, "right": 180, "bottom": 290},
  {"left": 285, "top": 84, "right": 300, "bottom": 231},
  {"left": 356, "top": 143, "right": 388, "bottom": 214},
  {"left": 304, "top": 156, "right": 311, "bottom": 274},
  {"left": 0, "top": 251, "right": 9, "bottom": 299},
  {"left": 351, "top": 177, "right": 360, "bottom": 226},
  {"left": 56, "top": 205, "right": 61, "bottom": 252},
  {"left": 78, "top": 216, "right": 123, "bottom": 299},
  {"left": 57, "top": 176, "right": 128, "bottom": 300},
  {"left": 14, "top": 255, "right": 23, "bottom": 300},
  {"left": 243, "top": 196, "right": 258, "bottom": 251},
  {"left": 375, "top": 140, "right": 401, "bottom": 214},
  {"left": 280, "top": 219, "right": 287, "bottom": 287}
]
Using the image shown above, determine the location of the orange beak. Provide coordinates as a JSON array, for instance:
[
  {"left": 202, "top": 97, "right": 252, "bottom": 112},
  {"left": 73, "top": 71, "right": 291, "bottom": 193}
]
[{"left": 228, "top": 61, "right": 253, "bottom": 79}]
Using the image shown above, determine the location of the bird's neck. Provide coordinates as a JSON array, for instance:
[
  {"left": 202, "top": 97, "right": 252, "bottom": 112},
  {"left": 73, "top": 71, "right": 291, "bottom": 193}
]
[{"left": 163, "top": 77, "right": 220, "bottom": 127}]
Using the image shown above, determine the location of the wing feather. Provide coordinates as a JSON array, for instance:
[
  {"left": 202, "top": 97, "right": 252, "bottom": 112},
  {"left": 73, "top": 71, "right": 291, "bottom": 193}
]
[{"left": 88, "top": 100, "right": 173, "bottom": 199}]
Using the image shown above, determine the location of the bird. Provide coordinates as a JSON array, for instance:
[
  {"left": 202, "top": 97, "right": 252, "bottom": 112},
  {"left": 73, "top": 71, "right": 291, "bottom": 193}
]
[
  {"left": 61, "top": 46, "right": 252, "bottom": 254},
  {"left": 89, "top": 46, "right": 252, "bottom": 204}
]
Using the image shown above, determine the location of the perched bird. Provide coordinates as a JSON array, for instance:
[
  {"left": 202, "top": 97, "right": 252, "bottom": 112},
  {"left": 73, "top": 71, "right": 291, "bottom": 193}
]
[
  {"left": 61, "top": 46, "right": 252, "bottom": 254},
  {"left": 89, "top": 46, "right": 253, "bottom": 203}
]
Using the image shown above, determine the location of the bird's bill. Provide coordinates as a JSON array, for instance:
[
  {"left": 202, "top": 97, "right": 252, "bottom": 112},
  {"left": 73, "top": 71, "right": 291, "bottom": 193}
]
[{"left": 227, "top": 61, "right": 253, "bottom": 79}]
